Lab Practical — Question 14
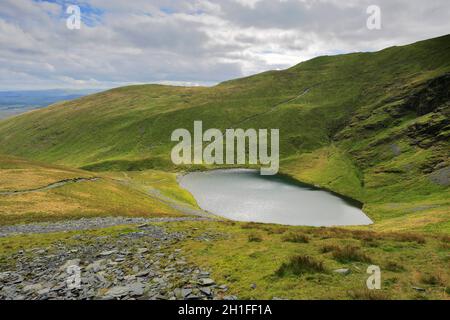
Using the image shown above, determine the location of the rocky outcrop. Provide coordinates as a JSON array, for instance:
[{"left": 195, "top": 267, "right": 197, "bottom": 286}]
[
  {"left": 405, "top": 73, "right": 450, "bottom": 116},
  {"left": 429, "top": 166, "right": 450, "bottom": 186}
]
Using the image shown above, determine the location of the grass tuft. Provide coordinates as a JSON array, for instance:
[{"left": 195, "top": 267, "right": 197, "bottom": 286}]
[
  {"left": 387, "top": 233, "right": 426, "bottom": 244},
  {"left": 248, "top": 233, "right": 263, "bottom": 242},
  {"left": 325, "top": 245, "right": 373, "bottom": 263},
  {"left": 348, "top": 289, "right": 390, "bottom": 300},
  {"left": 283, "top": 233, "right": 310, "bottom": 243},
  {"left": 275, "top": 255, "right": 325, "bottom": 277},
  {"left": 420, "top": 272, "right": 447, "bottom": 286},
  {"left": 384, "top": 261, "right": 405, "bottom": 272},
  {"left": 320, "top": 245, "right": 340, "bottom": 253}
]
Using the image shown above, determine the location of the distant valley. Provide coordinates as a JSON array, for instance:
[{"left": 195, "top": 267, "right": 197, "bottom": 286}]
[{"left": 0, "top": 89, "right": 101, "bottom": 119}]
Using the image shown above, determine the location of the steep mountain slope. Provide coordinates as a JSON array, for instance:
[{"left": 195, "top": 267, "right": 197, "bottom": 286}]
[{"left": 0, "top": 35, "right": 448, "bottom": 231}]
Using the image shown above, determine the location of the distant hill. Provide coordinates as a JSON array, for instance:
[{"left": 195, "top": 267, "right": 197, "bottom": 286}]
[
  {"left": 0, "top": 89, "right": 101, "bottom": 119},
  {"left": 0, "top": 34, "right": 448, "bottom": 230}
]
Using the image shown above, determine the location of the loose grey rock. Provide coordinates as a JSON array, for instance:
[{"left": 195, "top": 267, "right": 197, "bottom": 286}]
[
  {"left": 429, "top": 167, "right": 450, "bottom": 186},
  {"left": 0, "top": 217, "right": 233, "bottom": 301},
  {"left": 178, "top": 288, "right": 192, "bottom": 298},
  {"left": 104, "top": 286, "right": 130, "bottom": 299},
  {"left": 128, "top": 283, "right": 145, "bottom": 297},
  {"left": 334, "top": 268, "right": 351, "bottom": 275},
  {"left": 198, "top": 278, "right": 215, "bottom": 286},
  {"left": 198, "top": 271, "right": 210, "bottom": 278},
  {"left": 86, "top": 259, "right": 106, "bottom": 272},
  {"left": 135, "top": 270, "right": 152, "bottom": 278},
  {"left": 99, "top": 250, "right": 117, "bottom": 257},
  {"left": 37, "top": 288, "right": 50, "bottom": 296},
  {"left": 199, "top": 287, "right": 212, "bottom": 296},
  {"left": 22, "top": 283, "right": 44, "bottom": 293},
  {"left": 59, "top": 259, "right": 81, "bottom": 272}
]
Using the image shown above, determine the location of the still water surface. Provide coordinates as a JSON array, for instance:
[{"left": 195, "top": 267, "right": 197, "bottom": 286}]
[{"left": 179, "top": 169, "right": 373, "bottom": 227}]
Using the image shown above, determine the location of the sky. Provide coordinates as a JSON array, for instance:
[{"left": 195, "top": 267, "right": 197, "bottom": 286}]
[{"left": 0, "top": 0, "right": 449, "bottom": 90}]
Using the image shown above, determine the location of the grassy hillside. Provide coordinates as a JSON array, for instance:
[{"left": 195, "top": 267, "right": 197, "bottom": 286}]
[
  {"left": 0, "top": 155, "right": 190, "bottom": 225},
  {"left": 165, "top": 220, "right": 449, "bottom": 300},
  {"left": 0, "top": 35, "right": 448, "bottom": 231},
  {"left": 1, "top": 220, "right": 448, "bottom": 300}
]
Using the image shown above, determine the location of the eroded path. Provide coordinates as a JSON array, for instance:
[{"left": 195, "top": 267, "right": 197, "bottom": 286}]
[
  {"left": 0, "top": 177, "right": 99, "bottom": 196},
  {"left": 227, "top": 87, "right": 311, "bottom": 128}
]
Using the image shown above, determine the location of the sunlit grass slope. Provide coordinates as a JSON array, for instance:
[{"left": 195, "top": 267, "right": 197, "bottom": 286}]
[
  {"left": 0, "top": 154, "right": 94, "bottom": 192},
  {"left": 0, "top": 155, "right": 185, "bottom": 225},
  {"left": 0, "top": 35, "right": 448, "bottom": 230},
  {"left": 165, "top": 220, "right": 449, "bottom": 300}
]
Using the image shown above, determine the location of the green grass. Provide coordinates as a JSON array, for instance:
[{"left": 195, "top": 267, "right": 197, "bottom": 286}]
[
  {"left": 0, "top": 34, "right": 448, "bottom": 302},
  {"left": 275, "top": 255, "right": 326, "bottom": 276},
  {"left": 164, "top": 220, "right": 449, "bottom": 300},
  {"left": 282, "top": 232, "right": 310, "bottom": 243},
  {"left": 0, "top": 35, "right": 448, "bottom": 231},
  {"left": 1, "top": 219, "right": 447, "bottom": 300},
  {"left": 102, "top": 170, "right": 199, "bottom": 208},
  {"left": 329, "top": 245, "right": 373, "bottom": 264}
]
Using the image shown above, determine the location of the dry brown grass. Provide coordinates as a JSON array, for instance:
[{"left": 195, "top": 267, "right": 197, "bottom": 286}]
[
  {"left": 241, "top": 222, "right": 264, "bottom": 230},
  {"left": 420, "top": 272, "right": 448, "bottom": 286},
  {"left": 248, "top": 233, "right": 263, "bottom": 242},
  {"left": 320, "top": 244, "right": 340, "bottom": 253},
  {"left": 309, "top": 227, "right": 427, "bottom": 244},
  {"left": 386, "top": 232, "right": 426, "bottom": 244},
  {"left": 283, "top": 232, "right": 310, "bottom": 243},
  {"left": 0, "top": 178, "right": 183, "bottom": 225},
  {"left": 348, "top": 289, "right": 390, "bottom": 300},
  {"left": 361, "top": 238, "right": 380, "bottom": 247},
  {"left": 331, "top": 245, "right": 372, "bottom": 263},
  {"left": 384, "top": 261, "right": 405, "bottom": 272},
  {"left": 0, "top": 155, "right": 93, "bottom": 191}
]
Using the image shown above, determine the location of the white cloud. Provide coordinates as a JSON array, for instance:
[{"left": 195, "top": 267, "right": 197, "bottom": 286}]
[{"left": 0, "top": 0, "right": 449, "bottom": 90}]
